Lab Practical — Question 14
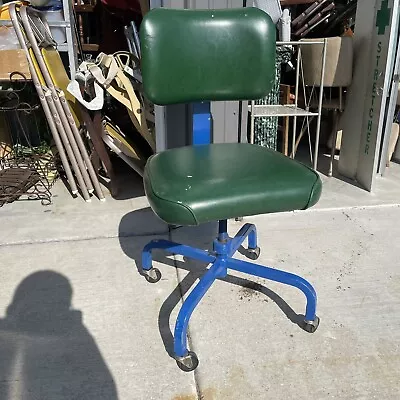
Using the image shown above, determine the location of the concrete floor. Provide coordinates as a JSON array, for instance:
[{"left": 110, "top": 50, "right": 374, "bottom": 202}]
[{"left": 1, "top": 162, "right": 400, "bottom": 399}]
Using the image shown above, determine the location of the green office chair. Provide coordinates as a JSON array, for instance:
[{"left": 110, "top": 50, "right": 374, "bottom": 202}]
[{"left": 139, "top": 7, "right": 322, "bottom": 371}]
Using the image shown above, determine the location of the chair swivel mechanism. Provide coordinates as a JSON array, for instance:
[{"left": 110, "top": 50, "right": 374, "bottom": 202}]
[{"left": 139, "top": 8, "right": 322, "bottom": 371}]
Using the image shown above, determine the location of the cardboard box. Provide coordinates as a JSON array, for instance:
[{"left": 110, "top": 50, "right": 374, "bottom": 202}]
[{"left": 0, "top": 50, "right": 31, "bottom": 81}]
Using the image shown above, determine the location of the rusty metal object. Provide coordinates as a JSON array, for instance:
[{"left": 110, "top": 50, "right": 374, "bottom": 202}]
[
  {"left": 0, "top": 153, "right": 58, "bottom": 206},
  {"left": 0, "top": 167, "right": 41, "bottom": 206},
  {"left": 1, "top": 71, "right": 59, "bottom": 206}
]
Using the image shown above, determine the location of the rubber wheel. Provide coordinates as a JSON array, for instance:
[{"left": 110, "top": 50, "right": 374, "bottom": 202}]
[
  {"left": 176, "top": 351, "right": 199, "bottom": 372},
  {"left": 144, "top": 268, "right": 162, "bottom": 283},
  {"left": 246, "top": 246, "right": 261, "bottom": 260},
  {"left": 302, "top": 316, "right": 320, "bottom": 333}
]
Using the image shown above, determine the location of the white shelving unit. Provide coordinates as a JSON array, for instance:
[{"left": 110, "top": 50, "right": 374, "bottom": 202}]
[
  {"left": 249, "top": 39, "right": 327, "bottom": 170},
  {"left": 250, "top": 104, "right": 319, "bottom": 117},
  {"left": 50, "top": 0, "right": 78, "bottom": 78}
]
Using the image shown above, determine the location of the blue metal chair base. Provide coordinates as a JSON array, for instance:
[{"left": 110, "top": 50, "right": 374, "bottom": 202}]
[{"left": 141, "top": 220, "right": 319, "bottom": 371}]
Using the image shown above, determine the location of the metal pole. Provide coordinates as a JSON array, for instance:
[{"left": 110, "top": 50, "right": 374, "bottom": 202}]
[
  {"left": 328, "top": 88, "right": 344, "bottom": 177},
  {"left": 379, "top": 29, "right": 400, "bottom": 175},
  {"left": 292, "top": 45, "right": 301, "bottom": 158},
  {"left": 63, "top": 0, "right": 78, "bottom": 78},
  {"left": 59, "top": 92, "right": 106, "bottom": 200},
  {"left": 218, "top": 220, "right": 228, "bottom": 242},
  {"left": 154, "top": 105, "right": 167, "bottom": 152},
  {"left": 250, "top": 100, "right": 255, "bottom": 144},
  {"left": 329, "top": 110, "right": 339, "bottom": 177},
  {"left": 52, "top": 94, "right": 94, "bottom": 193},
  {"left": 131, "top": 21, "right": 141, "bottom": 57},
  {"left": 277, "top": 40, "right": 325, "bottom": 45},
  {"left": 44, "top": 89, "right": 91, "bottom": 202},
  {"left": 313, "top": 38, "right": 327, "bottom": 170}
]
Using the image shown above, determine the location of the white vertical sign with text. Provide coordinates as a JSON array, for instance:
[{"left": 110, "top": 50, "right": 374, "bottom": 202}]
[{"left": 356, "top": 0, "right": 399, "bottom": 191}]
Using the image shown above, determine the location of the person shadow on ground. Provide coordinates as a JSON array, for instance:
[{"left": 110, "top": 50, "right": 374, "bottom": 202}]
[{"left": 0, "top": 271, "right": 118, "bottom": 400}]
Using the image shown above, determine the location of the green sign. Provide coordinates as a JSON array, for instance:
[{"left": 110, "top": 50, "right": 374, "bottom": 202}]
[
  {"left": 357, "top": 0, "right": 396, "bottom": 192},
  {"left": 376, "top": 0, "right": 391, "bottom": 35}
]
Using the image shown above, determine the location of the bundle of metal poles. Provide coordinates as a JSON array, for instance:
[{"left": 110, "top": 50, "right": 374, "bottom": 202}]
[{"left": 8, "top": 3, "right": 105, "bottom": 202}]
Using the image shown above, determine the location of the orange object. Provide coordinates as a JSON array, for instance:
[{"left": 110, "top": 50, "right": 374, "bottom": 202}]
[{"left": 342, "top": 27, "right": 354, "bottom": 37}]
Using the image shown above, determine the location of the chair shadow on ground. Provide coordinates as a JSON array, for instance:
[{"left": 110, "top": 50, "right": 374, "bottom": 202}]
[
  {"left": 119, "top": 209, "right": 310, "bottom": 358},
  {"left": 0, "top": 271, "right": 118, "bottom": 400}
]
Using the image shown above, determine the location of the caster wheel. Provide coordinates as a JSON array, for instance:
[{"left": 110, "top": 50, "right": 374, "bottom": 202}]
[
  {"left": 143, "top": 267, "right": 162, "bottom": 283},
  {"left": 176, "top": 351, "right": 199, "bottom": 372},
  {"left": 246, "top": 246, "right": 261, "bottom": 260},
  {"left": 302, "top": 316, "right": 320, "bottom": 333}
]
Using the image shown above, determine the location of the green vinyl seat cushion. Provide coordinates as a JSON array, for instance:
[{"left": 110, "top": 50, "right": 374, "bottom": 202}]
[
  {"left": 144, "top": 143, "right": 322, "bottom": 226},
  {"left": 140, "top": 8, "right": 276, "bottom": 105}
]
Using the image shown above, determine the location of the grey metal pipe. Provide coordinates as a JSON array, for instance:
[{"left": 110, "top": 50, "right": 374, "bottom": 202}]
[
  {"left": 8, "top": 3, "right": 78, "bottom": 195},
  {"left": 329, "top": 110, "right": 339, "bottom": 177},
  {"left": 292, "top": 45, "right": 301, "bottom": 158},
  {"left": 58, "top": 92, "right": 105, "bottom": 200},
  {"left": 277, "top": 40, "right": 326, "bottom": 45},
  {"left": 44, "top": 89, "right": 91, "bottom": 201},
  {"left": 379, "top": 30, "right": 400, "bottom": 176},
  {"left": 249, "top": 100, "right": 255, "bottom": 144},
  {"left": 313, "top": 38, "right": 327, "bottom": 170},
  {"left": 50, "top": 92, "right": 94, "bottom": 194},
  {"left": 131, "top": 21, "right": 141, "bottom": 57}
]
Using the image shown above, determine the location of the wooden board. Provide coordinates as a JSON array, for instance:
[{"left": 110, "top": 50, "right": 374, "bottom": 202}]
[{"left": 0, "top": 50, "right": 31, "bottom": 80}]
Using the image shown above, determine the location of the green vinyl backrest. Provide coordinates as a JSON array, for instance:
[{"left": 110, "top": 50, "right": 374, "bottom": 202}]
[{"left": 140, "top": 7, "right": 276, "bottom": 105}]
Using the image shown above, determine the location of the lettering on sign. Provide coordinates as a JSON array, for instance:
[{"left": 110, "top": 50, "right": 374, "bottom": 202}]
[
  {"left": 365, "top": 42, "right": 383, "bottom": 155},
  {"left": 363, "top": 0, "right": 391, "bottom": 155}
]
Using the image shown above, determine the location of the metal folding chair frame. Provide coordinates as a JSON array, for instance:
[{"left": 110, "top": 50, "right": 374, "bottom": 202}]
[
  {"left": 20, "top": 6, "right": 106, "bottom": 201},
  {"left": 9, "top": 4, "right": 80, "bottom": 197},
  {"left": 9, "top": 4, "right": 108, "bottom": 201}
]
